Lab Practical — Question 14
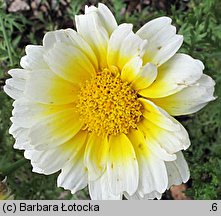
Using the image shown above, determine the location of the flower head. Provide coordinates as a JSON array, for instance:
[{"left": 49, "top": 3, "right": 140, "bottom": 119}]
[{"left": 4, "top": 3, "right": 215, "bottom": 200}]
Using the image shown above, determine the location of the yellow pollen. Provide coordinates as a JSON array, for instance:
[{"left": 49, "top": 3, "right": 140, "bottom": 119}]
[{"left": 77, "top": 69, "right": 143, "bottom": 136}]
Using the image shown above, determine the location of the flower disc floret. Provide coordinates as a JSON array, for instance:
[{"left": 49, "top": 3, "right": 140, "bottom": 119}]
[{"left": 77, "top": 69, "right": 143, "bottom": 136}]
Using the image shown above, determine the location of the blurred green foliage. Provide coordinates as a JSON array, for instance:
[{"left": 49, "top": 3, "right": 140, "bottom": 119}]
[{"left": 0, "top": 0, "right": 220, "bottom": 199}]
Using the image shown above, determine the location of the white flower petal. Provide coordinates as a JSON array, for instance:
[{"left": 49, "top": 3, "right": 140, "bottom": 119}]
[
  {"left": 84, "top": 134, "right": 109, "bottom": 181},
  {"left": 4, "top": 79, "right": 23, "bottom": 100},
  {"left": 4, "top": 69, "right": 28, "bottom": 99},
  {"left": 85, "top": 3, "right": 117, "bottom": 35},
  {"left": 31, "top": 165, "right": 44, "bottom": 174},
  {"left": 57, "top": 152, "right": 88, "bottom": 194},
  {"left": 20, "top": 45, "right": 48, "bottom": 70},
  {"left": 28, "top": 108, "right": 83, "bottom": 150},
  {"left": 137, "top": 17, "right": 172, "bottom": 39},
  {"left": 24, "top": 131, "right": 88, "bottom": 175},
  {"left": 137, "top": 17, "right": 183, "bottom": 66},
  {"left": 24, "top": 69, "right": 79, "bottom": 105},
  {"left": 56, "top": 131, "right": 88, "bottom": 194},
  {"left": 166, "top": 151, "right": 190, "bottom": 189},
  {"left": 42, "top": 31, "right": 58, "bottom": 50},
  {"left": 127, "top": 129, "right": 168, "bottom": 194},
  {"left": 147, "top": 139, "right": 177, "bottom": 162},
  {"left": 9, "top": 124, "right": 31, "bottom": 150},
  {"left": 142, "top": 191, "right": 162, "bottom": 200},
  {"left": 136, "top": 121, "right": 177, "bottom": 162},
  {"left": 125, "top": 191, "right": 162, "bottom": 200},
  {"left": 43, "top": 29, "right": 84, "bottom": 50},
  {"left": 8, "top": 68, "right": 28, "bottom": 79},
  {"left": 11, "top": 98, "right": 73, "bottom": 128},
  {"left": 43, "top": 29, "right": 98, "bottom": 70},
  {"left": 44, "top": 42, "right": 95, "bottom": 84},
  {"left": 138, "top": 153, "right": 168, "bottom": 194},
  {"left": 151, "top": 74, "right": 216, "bottom": 116},
  {"left": 107, "top": 134, "right": 139, "bottom": 196},
  {"left": 108, "top": 24, "right": 147, "bottom": 71},
  {"left": 139, "top": 117, "right": 190, "bottom": 155},
  {"left": 138, "top": 99, "right": 190, "bottom": 154},
  {"left": 58, "top": 162, "right": 87, "bottom": 194},
  {"left": 132, "top": 63, "right": 157, "bottom": 90},
  {"left": 139, "top": 98, "right": 181, "bottom": 131},
  {"left": 75, "top": 11, "right": 109, "bottom": 68},
  {"left": 152, "top": 35, "right": 183, "bottom": 66},
  {"left": 139, "top": 53, "right": 203, "bottom": 98},
  {"left": 24, "top": 148, "right": 68, "bottom": 175},
  {"left": 121, "top": 57, "right": 143, "bottom": 83},
  {"left": 88, "top": 172, "right": 121, "bottom": 200}
]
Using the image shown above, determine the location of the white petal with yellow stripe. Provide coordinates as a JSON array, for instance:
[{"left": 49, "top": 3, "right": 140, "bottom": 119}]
[
  {"left": 107, "top": 134, "right": 139, "bottom": 196},
  {"left": 139, "top": 54, "right": 203, "bottom": 98},
  {"left": 151, "top": 74, "right": 216, "bottom": 116},
  {"left": 107, "top": 24, "right": 147, "bottom": 71}
]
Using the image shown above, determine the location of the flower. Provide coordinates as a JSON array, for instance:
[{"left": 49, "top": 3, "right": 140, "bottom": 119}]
[{"left": 4, "top": 3, "right": 215, "bottom": 200}]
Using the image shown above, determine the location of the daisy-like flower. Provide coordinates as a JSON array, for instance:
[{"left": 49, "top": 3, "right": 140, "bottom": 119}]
[{"left": 4, "top": 3, "right": 215, "bottom": 200}]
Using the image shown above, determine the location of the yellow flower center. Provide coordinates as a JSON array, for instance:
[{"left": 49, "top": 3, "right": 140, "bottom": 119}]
[{"left": 77, "top": 69, "right": 143, "bottom": 136}]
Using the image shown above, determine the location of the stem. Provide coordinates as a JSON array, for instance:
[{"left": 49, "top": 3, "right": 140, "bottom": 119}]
[
  {"left": 0, "top": 158, "right": 27, "bottom": 176},
  {"left": 0, "top": 15, "right": 13, "bottom": 66}
]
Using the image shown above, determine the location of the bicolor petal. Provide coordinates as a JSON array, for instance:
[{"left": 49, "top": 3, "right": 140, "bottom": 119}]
[
  {"left": 27, "top": 108, "right": 83, "bottom": 150},
  {"left": 107, "top": 134, "right": 139, "bottom": 196},
  {"left": 139, "top": 54, "right": 203, "bottom": 98},
  {"left": 137, "top": 17, "right": 183, "bottom": 66},
  {"left": 151, "top": 74, "right": 216, "bottom": 116},
  {"left": 127, "top": 129, "right": 168, "bottom": 194},
  {"left": 108, "top": 24, "right": 147, "bottom": 71},
  {"left": 75, "top": 10, "right": 109, "bottom": 68},
  {"left": 84, "top": 134, "right": 109, "bottom": 181}
]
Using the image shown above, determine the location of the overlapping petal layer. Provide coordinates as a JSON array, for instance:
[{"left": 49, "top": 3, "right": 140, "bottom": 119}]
[
  {"left": 137, "top": 17, "right": 183, "bottom": 66},
  {"left": 151, "top": 74, "right": 216, "bottom": 116},
  {"left": 108, "top": 24, "right": 147, "bottom": 70},
  {"left": 139, "top": 54, "right": 204, "bottom": 98}
]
